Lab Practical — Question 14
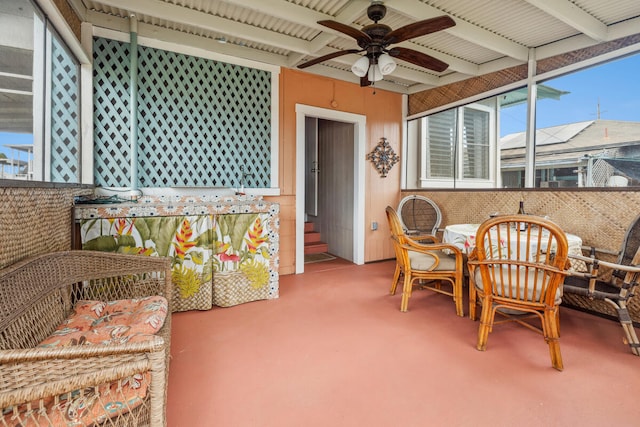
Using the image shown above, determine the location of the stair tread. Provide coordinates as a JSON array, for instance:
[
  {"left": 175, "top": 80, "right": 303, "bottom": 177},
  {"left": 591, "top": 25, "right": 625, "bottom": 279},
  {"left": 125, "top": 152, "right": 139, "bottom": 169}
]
[{"left": 304, "top": 241, "right": 329, "bottom": 254}]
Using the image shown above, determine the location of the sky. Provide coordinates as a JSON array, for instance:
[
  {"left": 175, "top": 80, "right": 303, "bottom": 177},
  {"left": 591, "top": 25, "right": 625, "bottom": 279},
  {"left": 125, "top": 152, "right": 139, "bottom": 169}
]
[
  {"left": 0, "top": 132, "right": 32, "bottom": 160},
  {"left": 500, "top": 52, "right": 640, "bottom": 137}
]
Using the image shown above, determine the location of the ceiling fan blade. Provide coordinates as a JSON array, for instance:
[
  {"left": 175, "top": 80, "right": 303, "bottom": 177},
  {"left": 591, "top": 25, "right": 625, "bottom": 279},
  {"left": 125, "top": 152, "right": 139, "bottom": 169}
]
[
  {"left": 360, "top": 75, "right": 372, "bottom": 87},
  {"left": 383, "top": 15, "right": 455, "bottom": 45},
  {"left": 297, "top": 49, "right": 361, "bottom": 69},
  {"left": 388, "top": 47, "right": 449, "bottom": 72},
  {"left": 318, "top": 20, "right": 372, "bottom": 46}
]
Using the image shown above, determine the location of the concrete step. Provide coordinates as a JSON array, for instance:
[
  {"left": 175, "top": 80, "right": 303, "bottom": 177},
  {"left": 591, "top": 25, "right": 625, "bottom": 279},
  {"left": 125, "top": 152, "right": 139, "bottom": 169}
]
[{"left": 304, "top": 241, "right": 329, "bottom": 254}]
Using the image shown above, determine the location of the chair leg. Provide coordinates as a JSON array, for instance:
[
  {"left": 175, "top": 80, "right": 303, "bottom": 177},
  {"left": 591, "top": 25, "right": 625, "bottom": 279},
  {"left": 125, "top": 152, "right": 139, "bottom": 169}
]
[
  {"left": 390, "top": 264, "right": 401, "bottom": 295},
  {"left": 616, "top": 302, "right": 640, "bottom": 356},
  {"left": 468, "top": 265, "right": 478, "bottom": 320},
  {"left": 469, "top": 284, "right": 477, "bottom": 321},
  {"left": 544, "top": 308, "right": 563, "bottom": 371},
  {"left": 400, "top": 275, "right": 413, "bottom": 312},
  {"left": 454, "top": 275, "right": 464, "bottom": 317},
  {"left": 476, "top": 297, "right": 492, "bottom": 351}
]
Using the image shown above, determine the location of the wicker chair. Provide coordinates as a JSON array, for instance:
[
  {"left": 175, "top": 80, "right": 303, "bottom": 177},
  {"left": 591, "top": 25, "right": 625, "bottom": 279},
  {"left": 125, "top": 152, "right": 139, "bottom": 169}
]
[
  {"left": 564, "top": 214, "right": 640, "bottom": 356},
  {"left": 397, "top": 195, "right": 442, "bottom": 242},
  {"left": 468, "top": 215, "right": 569, "bottom": 371},
  {"left": 0, "top": 250, "right": 172, "bottom": 426},
  {"left": 385, "top": 206, "right": 464, "bottom": 316}
]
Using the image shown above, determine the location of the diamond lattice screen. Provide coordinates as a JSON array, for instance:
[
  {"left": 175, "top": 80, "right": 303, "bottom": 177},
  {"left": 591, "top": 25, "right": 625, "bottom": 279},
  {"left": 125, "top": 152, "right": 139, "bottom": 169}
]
[
  {"left": 93, "top": 37, "right": 272, "bottom": 188},
  {"left": 50, "top": 36, "right": 80, "bottom": 183},
  {"left": 93, "top": 37, "right": 132, "bottom": 187}
]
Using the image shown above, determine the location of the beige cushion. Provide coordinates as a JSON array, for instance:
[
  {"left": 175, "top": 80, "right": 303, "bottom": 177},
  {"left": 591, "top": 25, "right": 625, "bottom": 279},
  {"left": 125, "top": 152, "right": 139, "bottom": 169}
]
[
  {"left": 408, "top": 250, "right": 456, "bottom": 271},
  {"left": 474, "top": 266, "right": 562, "bottom": 305}
]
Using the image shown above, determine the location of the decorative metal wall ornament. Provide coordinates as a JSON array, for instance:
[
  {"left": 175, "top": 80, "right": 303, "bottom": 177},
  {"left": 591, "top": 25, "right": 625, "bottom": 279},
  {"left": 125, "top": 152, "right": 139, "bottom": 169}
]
[{"left": 367, "top": 137, "right": 399, "bottom": 178}]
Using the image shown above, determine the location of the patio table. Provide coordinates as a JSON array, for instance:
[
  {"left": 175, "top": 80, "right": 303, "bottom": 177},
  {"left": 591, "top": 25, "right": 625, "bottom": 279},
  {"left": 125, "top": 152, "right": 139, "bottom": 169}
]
[{"left": 443, "top": 223, "right": 585, "bottom": 271}]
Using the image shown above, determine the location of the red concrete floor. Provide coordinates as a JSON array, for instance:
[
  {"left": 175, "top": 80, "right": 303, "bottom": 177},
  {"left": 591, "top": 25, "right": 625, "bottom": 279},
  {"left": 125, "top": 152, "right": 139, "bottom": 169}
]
[{"left": 167, "top": 259, "right": 640, "bottom": 427}]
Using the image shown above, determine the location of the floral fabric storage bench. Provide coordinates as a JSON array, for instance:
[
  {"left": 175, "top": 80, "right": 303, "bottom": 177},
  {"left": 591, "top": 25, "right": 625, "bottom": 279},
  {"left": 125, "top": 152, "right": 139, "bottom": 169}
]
[{"left": 75, "top": 195, "right": 279, "bottom": 312}]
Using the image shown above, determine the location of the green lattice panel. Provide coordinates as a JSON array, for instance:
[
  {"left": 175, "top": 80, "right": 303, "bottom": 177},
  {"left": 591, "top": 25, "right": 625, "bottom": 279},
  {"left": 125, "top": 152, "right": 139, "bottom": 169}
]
[
  {"left": 50, "top": 37, "right": 79, "bottom": 183},
  {"left": 93, "top": 37, "right": 132, "bottom": 187},
  {"left": 92, "top": 38, "right": 271, "bottom": 188},
  {"left": 136, "top": 45, "right": 271, "bottom": 187}
]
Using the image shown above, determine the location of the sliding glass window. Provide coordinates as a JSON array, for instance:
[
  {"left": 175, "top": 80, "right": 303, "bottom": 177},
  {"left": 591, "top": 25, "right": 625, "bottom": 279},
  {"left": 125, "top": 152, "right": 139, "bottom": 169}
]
[{"left": 0, "top": 0, "right": 80, "bottom": 183}]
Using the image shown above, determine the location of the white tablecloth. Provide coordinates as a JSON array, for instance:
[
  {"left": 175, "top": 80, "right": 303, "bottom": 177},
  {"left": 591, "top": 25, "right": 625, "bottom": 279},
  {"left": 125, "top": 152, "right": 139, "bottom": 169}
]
[{"left": 443, "top": 223, "right": 584, "bottom": 270}]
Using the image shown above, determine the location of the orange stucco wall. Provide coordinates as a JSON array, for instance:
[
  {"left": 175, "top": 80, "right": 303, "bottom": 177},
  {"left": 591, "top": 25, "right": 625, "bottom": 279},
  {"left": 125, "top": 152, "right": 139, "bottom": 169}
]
[{"left": 266, "top": 68, "right": 402, "bottom": 274}]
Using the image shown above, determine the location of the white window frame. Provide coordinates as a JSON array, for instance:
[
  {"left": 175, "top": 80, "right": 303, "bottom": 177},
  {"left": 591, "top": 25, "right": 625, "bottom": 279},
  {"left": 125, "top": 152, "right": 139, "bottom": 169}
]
[{"left": 419, "top": 103, "right": 496, "bottom": 188}]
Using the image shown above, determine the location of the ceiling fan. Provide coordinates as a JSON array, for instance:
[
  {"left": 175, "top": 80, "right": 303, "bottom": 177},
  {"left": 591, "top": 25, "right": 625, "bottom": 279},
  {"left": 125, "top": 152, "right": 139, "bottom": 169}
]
[{"left": 297, "top": 1, "right": 456, "bottom": 85}]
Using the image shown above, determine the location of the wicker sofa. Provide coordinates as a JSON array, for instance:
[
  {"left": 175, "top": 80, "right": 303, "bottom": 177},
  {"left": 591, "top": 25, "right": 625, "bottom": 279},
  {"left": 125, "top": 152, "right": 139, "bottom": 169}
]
[{"left": 0, "top": 250, "right": 172, "bottom": 426}]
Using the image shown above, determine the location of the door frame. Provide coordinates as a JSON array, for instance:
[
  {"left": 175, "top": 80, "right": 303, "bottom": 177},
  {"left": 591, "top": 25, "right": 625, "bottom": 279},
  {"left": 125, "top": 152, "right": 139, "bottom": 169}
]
[{"left": 295, "top": 104, "right": 366, "bottom": 273}]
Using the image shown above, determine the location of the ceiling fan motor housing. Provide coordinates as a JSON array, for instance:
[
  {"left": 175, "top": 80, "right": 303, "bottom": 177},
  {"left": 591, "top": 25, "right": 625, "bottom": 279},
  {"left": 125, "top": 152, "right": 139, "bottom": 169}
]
[
  {"left": 368, "top": 2, "right": 387, "bottom": 23},
  {"left": 362, "top": 23, "right": 392, "bottom": 42}
]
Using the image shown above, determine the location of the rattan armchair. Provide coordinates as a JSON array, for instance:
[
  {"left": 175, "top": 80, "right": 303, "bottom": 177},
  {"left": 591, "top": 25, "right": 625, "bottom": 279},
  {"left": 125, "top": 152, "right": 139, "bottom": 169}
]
[
  {"left": 468, "top": 215, "right": 569, "bottom": 371},
  {"left": 397, "top": 195, "right": 442, "bottom": 242},
  {"left": 386, "top": 206, "right": 464, "bottom": 316},
  {"left": 0, "top": 250, "right": 172, "bottom": 426},
  {"left": 564, "top": 214, "right": 640, "bottom": 356}
]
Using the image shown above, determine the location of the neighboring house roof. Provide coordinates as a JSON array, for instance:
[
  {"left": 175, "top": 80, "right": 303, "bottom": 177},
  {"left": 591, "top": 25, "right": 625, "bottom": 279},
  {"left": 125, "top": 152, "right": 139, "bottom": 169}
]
[
  {"left": 501, "top": 120, "right": 640, "bottom": 167},
  {"left": 500, "top": 85, "right": 570, "bottom": 108},
  {"left": 3, "top": 143, "right": 33, "bottom": 152},
  {"left": 0, "top": 157, "right": 27, "bottom": 167}
]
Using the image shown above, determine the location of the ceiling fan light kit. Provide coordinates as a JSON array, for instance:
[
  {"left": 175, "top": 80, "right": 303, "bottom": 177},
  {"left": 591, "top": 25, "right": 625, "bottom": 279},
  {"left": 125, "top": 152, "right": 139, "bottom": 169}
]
[
  {"left": 377, "top": 53, "right": 396, "bottom": 75},
  {"left": 298, "top": 1, "right": 456, "bottom": 87},
  {"left": 367, "top": 64, "right": 383, "bottom": 82},
  {"left": 351, "top": 55, "right": 370, "bottom": 77}
]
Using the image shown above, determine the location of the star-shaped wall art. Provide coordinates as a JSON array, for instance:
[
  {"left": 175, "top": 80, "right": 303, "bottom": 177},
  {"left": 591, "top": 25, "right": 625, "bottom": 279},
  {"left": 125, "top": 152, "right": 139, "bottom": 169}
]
[{"left": 366, "top": 137, "right": 399, "bottom": 178}]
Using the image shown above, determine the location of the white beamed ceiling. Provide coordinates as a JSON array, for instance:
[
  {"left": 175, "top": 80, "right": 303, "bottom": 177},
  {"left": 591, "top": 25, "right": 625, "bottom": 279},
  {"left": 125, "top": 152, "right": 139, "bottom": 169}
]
[{"left": 67, "top": 0, "right": 640, "bottom": 93}]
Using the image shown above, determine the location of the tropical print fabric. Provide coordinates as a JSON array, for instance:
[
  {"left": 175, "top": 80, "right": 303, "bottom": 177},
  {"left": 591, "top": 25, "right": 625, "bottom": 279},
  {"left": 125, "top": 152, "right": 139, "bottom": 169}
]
[
  {"left": 81, "top": 215, "right": 214, "bottom": 309},
  {"left": 38, "top": 296, "right": 168, "bottom": 347},
  {"left": 80, "top": 211, "right": 276, "bottom": 310},
  {"left": 213, "top": 214, "right": 271, "bottom": 290}
]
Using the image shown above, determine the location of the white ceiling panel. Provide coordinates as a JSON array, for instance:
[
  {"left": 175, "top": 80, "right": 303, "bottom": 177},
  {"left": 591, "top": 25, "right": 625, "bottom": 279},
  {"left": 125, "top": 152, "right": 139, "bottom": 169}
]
[{"left": 68, "top": 0, "right": 640, "bottom": 93}]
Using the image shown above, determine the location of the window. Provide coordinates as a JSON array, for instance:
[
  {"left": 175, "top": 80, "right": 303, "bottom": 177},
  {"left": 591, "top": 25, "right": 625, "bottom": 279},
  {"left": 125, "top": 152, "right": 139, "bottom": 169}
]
[
  {"left": 498, "top": 54, "right": 640, "bottom": 188},
  {"left": 407, "top": 102, "right": 495, "bottom": 188},
  {"left": 424, "top": 109, "right": 456, "bottom": 179},
  {"left": 406, "top": 51, "right": 640, "bottom": 190},
  {"left": 0, "top": 0, "right": 81, "bottom": 183},
  {"left": 462, "top": 107, "right": 490, "bottom": 180}
]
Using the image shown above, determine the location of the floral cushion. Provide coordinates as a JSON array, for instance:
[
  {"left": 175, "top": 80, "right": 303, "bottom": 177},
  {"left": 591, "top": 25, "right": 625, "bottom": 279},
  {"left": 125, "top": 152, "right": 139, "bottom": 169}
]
[
  {"left": 2, "top": 375, "right": 148, "bottom": 427},
  {"left": 3, "top": 297, "right": 169, "bottom": 426},
  {"left": 38, "top": 296, "right": 168, "bottom": 347}
]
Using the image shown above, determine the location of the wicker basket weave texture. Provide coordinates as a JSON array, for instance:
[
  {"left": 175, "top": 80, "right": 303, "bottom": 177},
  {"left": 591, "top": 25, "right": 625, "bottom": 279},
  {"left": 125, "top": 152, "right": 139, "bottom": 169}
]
[
  {"left": 213, "top": 270, "right": 270, "bottom": 307},
  {"left": 0, "top": 187, "right": 91, "bottom": 269},
  {"left": 172, "top": 279, "right": 213, "bottom": 312}
]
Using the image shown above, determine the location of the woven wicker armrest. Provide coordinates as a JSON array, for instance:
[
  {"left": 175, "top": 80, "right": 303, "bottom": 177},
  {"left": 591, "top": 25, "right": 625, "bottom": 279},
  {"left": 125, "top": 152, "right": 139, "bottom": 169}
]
[
  {"left": 402, "top": 239, "right": 463, "bottom": 257},
  {"left": 0, "top": 338, "right": 167, "bottom": 403},
  {"left": 55, "top": 250, "right": 173, "bottom": 305},
  {"left": 0, "top": 336, "right": 166, "bottom": 364},
  {"left": 568, "top": 252, "right": 640, "bottom": 273}
]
